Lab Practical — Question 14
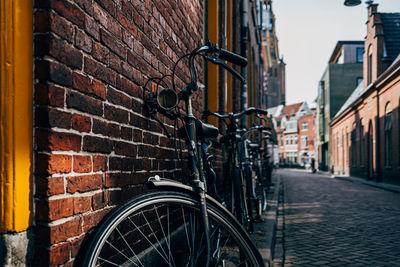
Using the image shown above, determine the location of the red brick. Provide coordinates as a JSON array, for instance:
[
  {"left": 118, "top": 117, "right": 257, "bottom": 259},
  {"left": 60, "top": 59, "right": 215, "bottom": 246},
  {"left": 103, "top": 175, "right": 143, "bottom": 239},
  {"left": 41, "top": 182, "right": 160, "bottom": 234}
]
[
  {"left": 116, "top": 75, "right": 139, "bottom": 97},
  {"left": 117, "top": 10, "right": 137, "bottom": 37},
  {"left": 49, "top": 37, "right": 83, "bottom": 69},
  {"left": 83, "top": 209, "right": 109, "bottom": 232},
  {"left": 73, "top": 155, "right": 92, "bottom": 173},
  {"left": 67, "top": 91, "right": 103, "bottom": 116},
  {"left": 70, "top": 235, "right": 84, "bottom": 258},
  {"left": 50, "top": 217, "right": 83, "bottom": 244},
  {"left": 73, "top": 196, "right": 92, "bottom": 214},
  {"left": 91, "top": 79, "right": 107, "bottom": 100},
  {"left": 36, "top": 198, "right": 73, "bottom": 221},
  {"left": 92, "top": 3, "right": 121, "bottom": 38},
  {"left": 49, "top": 60, "right": 73, "bottom": 87},
  {"left": 35, "top": 107, "right": 72, "bottom": 129},
  {"left": 121, "top": 126, "right": 133, "bottom": 140},
  {"left": 50, "top": 12, "right": 74, "bottom": 43},
  {"left": 36, "top": 130, "right": 81, "bottom": 152},
  {"left": 100, "top": 28, "right": 127, "bottom": 59},
  {"left": 35, "top": 177, "right": 65, "bottom": 197},
  {"left": 85, "top": 15, "right": 100, "bottom": 41},
  {"left": 105, "top": 173, "right": 133, "bottom": 188},
  {"left": 104, "top": 104, "right": 129, "bottom": 124},
  {"left": 92, "top": 192, "right": 107, "bottom": 210},
  {"left": 92, "top": 119, "right": 120, "bottom": 138},
  {"left": 84, "top": 57, "right": 116, "bottom": 85},
  {"left": 96, "top": 0, "right": 116, "bottom": 16},
  {"left": 83, "top": 135, "right": 114, "bottom": 153},
  {"left": 71, "top": 114, "right": 91, "bottom": 133},
  {"left": 114, "top": 141, "right": 136, "bottom": 157},
  {"left": 72, "top": 72, "right": 91, "bottom": 93},
  {"left": 93, "top": 155, "right": 107, "bottom": 171},
  {"left": 35, "top": 84, "right": 65, "bottom": 107},
  {"left": 107, "top": 87, "right": 132, "bottom": 109},
  {"left": 36, "top": 153, "right": 72, "bottom": 175},
  {"left": 92, "top": 42, "right": 109, "bottom": 64},
  {"left": 67, "top": 174, "right": 103, "bottom": 193},
  {"left": 52, "top": 0, "right": 85, "bottom": 28},
  {"left": 75, "top": 29, "right": 92, "bottom": 53},
  {"left": 49, "top": 242, "right": 71, "bottom": 266}
]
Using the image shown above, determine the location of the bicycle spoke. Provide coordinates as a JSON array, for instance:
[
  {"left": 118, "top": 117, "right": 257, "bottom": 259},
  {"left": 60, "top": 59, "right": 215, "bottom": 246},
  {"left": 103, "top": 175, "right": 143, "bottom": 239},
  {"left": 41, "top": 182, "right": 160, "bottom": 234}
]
[
  {"left": 115, "top": 226, "right": 144, "bottom": 266},
  {"left": 97, "top": 256, "right": 123, "bottom": 266},
  {"left": 104, "top": 240, "right": 139, "bottom": 266}
]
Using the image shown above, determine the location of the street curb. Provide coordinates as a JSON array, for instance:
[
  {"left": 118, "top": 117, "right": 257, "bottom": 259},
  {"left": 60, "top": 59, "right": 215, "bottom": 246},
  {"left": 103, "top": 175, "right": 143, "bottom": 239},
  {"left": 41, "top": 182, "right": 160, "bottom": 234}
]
[
  {"left": 334, "top": 176, "right": 400, "bottom": 193},
  {"left": 251, "top": 172, "right": 281, "bottom": 267}
]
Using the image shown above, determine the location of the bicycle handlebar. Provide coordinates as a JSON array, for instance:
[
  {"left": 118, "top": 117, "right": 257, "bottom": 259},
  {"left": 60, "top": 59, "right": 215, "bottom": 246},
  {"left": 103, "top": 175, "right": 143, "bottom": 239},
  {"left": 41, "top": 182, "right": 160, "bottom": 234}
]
[
  {"left": 203, "top": 107, "right": 268, "bottom": 121},
  {"left": 218, "top": 48, "right": 247, "bottom": 67}
]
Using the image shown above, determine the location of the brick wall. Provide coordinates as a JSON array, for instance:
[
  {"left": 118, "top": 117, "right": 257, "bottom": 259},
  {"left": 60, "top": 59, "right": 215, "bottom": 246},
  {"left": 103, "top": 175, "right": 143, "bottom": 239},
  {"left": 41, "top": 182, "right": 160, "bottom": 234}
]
[{"left": 33, "top": 0, "right": 204, "bottom": 265}]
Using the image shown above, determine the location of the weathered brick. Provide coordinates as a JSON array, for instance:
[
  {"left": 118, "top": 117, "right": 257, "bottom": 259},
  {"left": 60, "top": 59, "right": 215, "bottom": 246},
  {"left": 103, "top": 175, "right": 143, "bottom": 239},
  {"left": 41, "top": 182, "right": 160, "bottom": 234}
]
[
  {"left": 83, "top": 136, "right": 113, "bottom": 153},
  {"left": 92, "top": 42, "right": 109, "bottom": 64},
  {"left": 75, "top": 29, "right": 92, "bottom": 53},
  {"left": 35, "top": 177, "right": 65, "bottom": 197},
  {"left": 36, "top": 198, "right": 73, "bottom": 221},
  {"left": 49, "top": 242, "right": 71, "bottom": 266},
  {"left": 35, "top": 153, "right": 72, "bottom": 175},
  {"left": 73, "top": 155, "right": 92, "bottom": 173},
  {"left": 83, "top": 209, "right": 109, "bottom": 232},
  {"left": 36, "top": 107, "right": 72, "bottom": 129},
  {"left": 109, "top": 156, "right": 134, "bottom": 171},
  {"left": 84, "top": 57, "right": 116, "bottom": 85},
  {"left": 84, "top": 15, "right": 100, "bottom": 41},
  {"left": 36, "top": 130, "right": 81, "bottom": 152},
  {"left": 92, "top": 3, "right": 121, "bottom": 38},
  {"left": 67, "top": 174, "right": 103, "bottom": 193},
  {"left": 35, "top": 84, "right": 65, "bottom": 107},
  {"left": 70, "top": 235, "right": 84, "bottom": 259},
  {"left": 71, "top": 114, "right": 91, "bottom": 133},
  {"left": 105, "top": 173, "right": 133, "bottom": 188},
  {"left": 91, "top": 80, "right": 107, "bottom": 100},
  {"left": 107, "top": 87, "right": 132, "bottom": 109},
  {"left": 104, "top": 104, "right": 129, "bottom": 124},
  {"left": 92, "top": 119, "right": 120, "bottom": 138},
  {"left": 93, "top": 155, "right": 107, "bottom": 171},
  {"left": 114, "top": 141, "right": 137, "bottom": 157},
  {"left": 50, "top": 36, "right": 83, "bottom": 69},
  {"left": 49, "top": 217, "right": 83, "bottom": 244},
  {"left": 92, "top": 192, "right": 107, "bottom": 211},
  {"left": 116, "top": 75, "right": 139, "bottom": 97},
  {"left": 50, "top": 12, "right": 74, "bottom": 42},
  {"left": 73, "top": 196, "right": 92, "bottom": 214},
  {"left": 100, "top": 28, "right": 127, "bottom": 59},
  {"left": 52, "top": 0, "right": 85, "bottom": 28},
  {"left": 121, "top": 126, "right": 133, "bottom": 140},
  {"left": 67, "top": 91, "right": 103, "bottom": 116},
  {"left": 49, "top": 60, "right": 73, "bottom": 87}
]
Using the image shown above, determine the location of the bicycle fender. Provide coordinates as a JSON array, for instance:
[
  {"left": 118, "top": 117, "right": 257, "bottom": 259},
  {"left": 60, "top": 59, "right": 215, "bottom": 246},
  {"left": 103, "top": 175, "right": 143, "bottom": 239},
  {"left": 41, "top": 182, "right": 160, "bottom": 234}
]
[{"left": 147, "top": 176, "right": 225, "bottom": 210}]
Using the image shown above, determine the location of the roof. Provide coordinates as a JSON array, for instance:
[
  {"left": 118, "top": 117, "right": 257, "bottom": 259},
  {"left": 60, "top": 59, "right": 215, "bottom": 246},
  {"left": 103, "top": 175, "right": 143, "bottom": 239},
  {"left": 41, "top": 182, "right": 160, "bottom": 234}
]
[
  {"left": 283, "top": 102, "right": 303, "bottom": 117},
  {"left": 381, "top": 13, "right": 400, "bottom": 62},
  {"left": 333, "top": 53, "right": 400, "bottom": 121},
  {"left": 328, "top": 40, "right": 364, "bottom": 63}
]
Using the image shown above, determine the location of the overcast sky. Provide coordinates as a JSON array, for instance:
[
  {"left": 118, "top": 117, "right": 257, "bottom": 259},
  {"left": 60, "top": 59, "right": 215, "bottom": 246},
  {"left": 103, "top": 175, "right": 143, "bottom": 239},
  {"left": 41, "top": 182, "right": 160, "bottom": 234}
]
[{"left": 273, "top": 0, "right": 400, "bottom": 106}]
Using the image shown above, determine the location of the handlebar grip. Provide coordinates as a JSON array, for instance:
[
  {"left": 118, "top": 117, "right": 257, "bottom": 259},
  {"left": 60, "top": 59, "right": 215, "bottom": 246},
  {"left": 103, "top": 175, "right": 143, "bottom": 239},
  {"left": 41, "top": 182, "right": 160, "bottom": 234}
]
[{"left": 219, "top": 48, "right": 247, "bottom": 67}]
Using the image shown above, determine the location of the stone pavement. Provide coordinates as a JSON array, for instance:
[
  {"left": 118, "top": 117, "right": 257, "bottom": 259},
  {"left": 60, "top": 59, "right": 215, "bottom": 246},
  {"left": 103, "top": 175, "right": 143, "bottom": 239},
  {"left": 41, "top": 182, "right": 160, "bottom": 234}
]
[{"left": 272, "top": 168, "right": 400, "bottom": 266}]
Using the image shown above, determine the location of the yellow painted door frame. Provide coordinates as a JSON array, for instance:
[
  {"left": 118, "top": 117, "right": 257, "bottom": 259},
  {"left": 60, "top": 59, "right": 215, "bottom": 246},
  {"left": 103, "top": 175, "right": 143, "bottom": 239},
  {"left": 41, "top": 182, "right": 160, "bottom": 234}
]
[
  {"left": 0, "top": 0, "right": 33, "bottom": 233},
  {"left": 207, "top": 0, "right": 219, "bottom": 126}
]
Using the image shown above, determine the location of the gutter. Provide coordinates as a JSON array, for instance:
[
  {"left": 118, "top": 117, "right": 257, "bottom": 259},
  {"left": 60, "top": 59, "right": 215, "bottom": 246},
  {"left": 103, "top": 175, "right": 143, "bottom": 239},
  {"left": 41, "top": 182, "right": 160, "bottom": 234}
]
[{"left": 240, "top": 0, "right": 248, "bottom": 127}]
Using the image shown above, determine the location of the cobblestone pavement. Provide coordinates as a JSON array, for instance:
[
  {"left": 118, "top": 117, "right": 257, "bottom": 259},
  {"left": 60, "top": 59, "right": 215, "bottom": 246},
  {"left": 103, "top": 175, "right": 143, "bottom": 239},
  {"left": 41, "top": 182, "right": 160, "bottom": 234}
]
[{"left": 273, "top": 169, "right": 400, "bottom": 267}]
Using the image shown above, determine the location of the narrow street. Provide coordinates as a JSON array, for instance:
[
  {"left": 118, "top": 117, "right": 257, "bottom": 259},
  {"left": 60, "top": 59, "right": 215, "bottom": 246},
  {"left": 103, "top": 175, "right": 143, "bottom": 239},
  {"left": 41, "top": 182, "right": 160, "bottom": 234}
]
[{"left": 273, "top": 169, "right": 400, "bottom": 266}]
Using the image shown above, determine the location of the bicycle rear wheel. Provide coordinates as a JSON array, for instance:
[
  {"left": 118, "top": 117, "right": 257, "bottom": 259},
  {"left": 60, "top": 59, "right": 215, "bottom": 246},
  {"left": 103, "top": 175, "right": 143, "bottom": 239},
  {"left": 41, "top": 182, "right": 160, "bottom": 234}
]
[{"left": 83, "top": 191, "right": 264, "bottom": 267}]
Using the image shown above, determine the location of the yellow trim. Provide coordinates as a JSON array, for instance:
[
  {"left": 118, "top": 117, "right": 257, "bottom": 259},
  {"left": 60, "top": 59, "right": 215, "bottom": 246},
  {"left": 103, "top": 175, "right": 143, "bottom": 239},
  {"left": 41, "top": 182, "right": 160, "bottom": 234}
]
[
  {"left": 226, "top": 0, "right": 232, "bottom": 113},
  {"left": 0, "top": 0, "right": 33, "bottom": 232},
  {"left": 207, "top": 0, "right": 218, "bottom": 126}
]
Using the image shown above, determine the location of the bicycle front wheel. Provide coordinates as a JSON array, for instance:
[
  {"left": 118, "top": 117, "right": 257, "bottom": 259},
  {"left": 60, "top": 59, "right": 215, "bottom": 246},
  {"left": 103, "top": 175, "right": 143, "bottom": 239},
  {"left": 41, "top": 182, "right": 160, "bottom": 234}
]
[{"left": 83, "top": 191, "right": 264, "bottom": 267}]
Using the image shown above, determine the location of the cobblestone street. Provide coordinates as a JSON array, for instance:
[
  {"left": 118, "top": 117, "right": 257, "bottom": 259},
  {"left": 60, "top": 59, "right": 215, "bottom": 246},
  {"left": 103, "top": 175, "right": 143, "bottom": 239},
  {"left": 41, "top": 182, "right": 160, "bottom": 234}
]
[{"left": 273, "top": 169, "right": 400, "bottom": 266}]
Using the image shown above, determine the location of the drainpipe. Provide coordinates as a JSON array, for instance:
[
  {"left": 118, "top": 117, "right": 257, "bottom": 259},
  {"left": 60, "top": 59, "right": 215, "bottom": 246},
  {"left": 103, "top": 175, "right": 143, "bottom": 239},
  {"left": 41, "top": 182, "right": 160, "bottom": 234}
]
[{"left": 240, "top": 0, "right": 248, "bottom": 127}]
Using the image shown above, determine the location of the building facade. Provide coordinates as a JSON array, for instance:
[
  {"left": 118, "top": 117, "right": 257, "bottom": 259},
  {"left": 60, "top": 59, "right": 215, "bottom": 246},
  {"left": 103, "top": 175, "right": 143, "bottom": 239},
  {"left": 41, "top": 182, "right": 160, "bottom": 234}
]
[
  {"left": 316, "top": 40, "right": 364, "bottom": 171},
  {"left": 0, "top": 0, "right": 266, "bottom": 265},
  {"left": 298, "top": 111, "right": 316, "bottom": 167},
  {"left": 330, "top": 4, "right": 400, "bottom": 184},
  {"left": 261, "top": 0, "right": 286, "bottom": 108}
]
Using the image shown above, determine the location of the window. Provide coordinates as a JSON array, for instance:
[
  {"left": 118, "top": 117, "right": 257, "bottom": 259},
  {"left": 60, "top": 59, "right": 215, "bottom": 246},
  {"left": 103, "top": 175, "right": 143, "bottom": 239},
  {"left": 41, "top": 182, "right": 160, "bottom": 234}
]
[
  {"left": 301, "top": 136, "right": 308, "bottom": 149},
  {"left": 301, "top": 122, "right": 308, "bottom": 131},
  {"left": 356, "top": 77, "right": 363, "bottom": 86},
  {"left": 351, "top": 127, "right": 356, "bottom": 166},
  {"left": 384, "top": 105, "right": 392, "bottom": 167},
  {"left": 356, "top": 47, "right": 364, "bottom": 63},
  {"left": 367, "top": 45, "right": 373, "bottom": 84},
  {"left": 360, "top": 124, "right": 364, "bottom": 167}
]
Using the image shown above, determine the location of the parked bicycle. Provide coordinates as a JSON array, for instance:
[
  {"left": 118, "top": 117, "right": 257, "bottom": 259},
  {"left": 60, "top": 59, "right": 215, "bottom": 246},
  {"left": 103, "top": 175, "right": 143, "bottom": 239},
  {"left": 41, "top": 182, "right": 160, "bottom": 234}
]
[{"left": 82, "top": 42, "right": 264, "bottom": 266}]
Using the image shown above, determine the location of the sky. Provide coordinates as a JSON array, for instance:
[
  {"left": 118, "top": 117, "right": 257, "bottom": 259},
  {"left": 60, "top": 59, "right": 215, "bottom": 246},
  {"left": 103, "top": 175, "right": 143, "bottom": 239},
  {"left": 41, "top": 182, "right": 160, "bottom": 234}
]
[{"left": 273, "top": 0, "right": 400, "bottom": 106}]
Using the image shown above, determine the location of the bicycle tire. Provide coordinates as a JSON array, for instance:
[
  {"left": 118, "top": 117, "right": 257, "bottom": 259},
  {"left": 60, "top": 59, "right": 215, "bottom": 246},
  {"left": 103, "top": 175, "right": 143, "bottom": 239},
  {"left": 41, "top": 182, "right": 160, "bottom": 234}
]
[{"left": 82, "top": 191, "right": 264, "bottom": 267}]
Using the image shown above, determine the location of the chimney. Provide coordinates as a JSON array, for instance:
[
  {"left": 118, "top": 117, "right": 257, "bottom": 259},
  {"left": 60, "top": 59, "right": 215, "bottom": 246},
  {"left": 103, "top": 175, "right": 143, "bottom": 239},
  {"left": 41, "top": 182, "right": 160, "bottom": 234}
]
[{"left": 368, "top": 3, "right": 378, "bottom": 17}]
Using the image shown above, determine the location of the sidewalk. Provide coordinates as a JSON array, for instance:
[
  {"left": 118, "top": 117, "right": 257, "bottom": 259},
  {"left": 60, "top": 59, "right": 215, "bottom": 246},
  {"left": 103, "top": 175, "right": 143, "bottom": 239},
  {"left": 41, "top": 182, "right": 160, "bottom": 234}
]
[{"left": 250, "top": 172, "right": 281, "bottom": 267}]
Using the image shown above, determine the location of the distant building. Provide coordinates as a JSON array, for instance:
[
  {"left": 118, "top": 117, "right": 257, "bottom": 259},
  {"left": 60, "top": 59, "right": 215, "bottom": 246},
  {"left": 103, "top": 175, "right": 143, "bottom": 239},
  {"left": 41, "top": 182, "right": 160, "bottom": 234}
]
[
  {"left": 298, "top": 111, "right": 316, "bottom": 167},
  {"left": 316, "top": 40, "right": 364, "bottom": 171},
  {"left": 268, "top": 102, "right": 310, "bottom": 165},
  {"left": 330, "top": 4, "right": 400, "bottom": 184},
  {"left": 261, "top": 0, "right": 286, "bottom": 108}
]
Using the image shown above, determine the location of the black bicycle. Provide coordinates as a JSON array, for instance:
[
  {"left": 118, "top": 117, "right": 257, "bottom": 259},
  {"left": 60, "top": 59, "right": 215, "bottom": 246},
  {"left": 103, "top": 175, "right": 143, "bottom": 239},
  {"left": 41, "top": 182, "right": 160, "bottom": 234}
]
[{"left": 82, "top": 42, "right": 265, "bottom": 267}]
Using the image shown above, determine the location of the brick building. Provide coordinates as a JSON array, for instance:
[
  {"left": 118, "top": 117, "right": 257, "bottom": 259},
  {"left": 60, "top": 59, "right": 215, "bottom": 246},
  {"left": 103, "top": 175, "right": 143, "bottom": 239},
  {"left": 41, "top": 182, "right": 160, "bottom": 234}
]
[
  {"left": 330, "top": 4, "right": 400, "bottom": 184},
  {"left": 0, "top": 0, "right": 265, "bottom": 265},
  {"left": 298, "top": 111, "right": 316, "bottom": 167}
]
